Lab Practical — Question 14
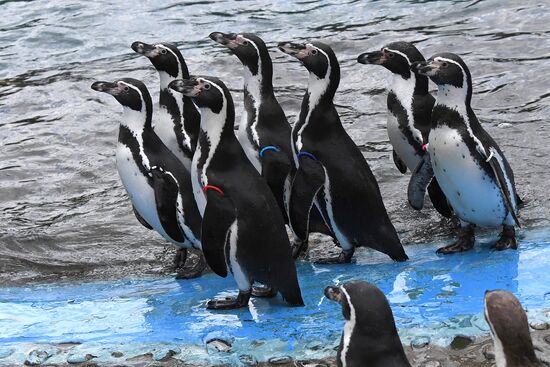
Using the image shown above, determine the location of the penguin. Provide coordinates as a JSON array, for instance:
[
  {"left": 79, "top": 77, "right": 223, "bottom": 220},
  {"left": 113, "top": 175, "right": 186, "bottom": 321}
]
[
  {"left": 484, "top": 290, "right": 543, "bottom": 367},
  {"left": 91, "top": 78, "right": 203, "bottom": 276},
  {"left": 208, "top": 32, "right": 332, "bottom": 256},
  {"left": 410, "top": 53, "right": 520, "bottom": 254},
  {"left": 131, "top": 41, "right": 200, "bottom": 170},
  {"left": 278, "top": 41, "right": 408, "bottom": 264},
  {"left": 169, "top": 76, "right": 304, "bottom": 309},
  {"left": 325, "top": 281, "right": 411, "bottom": 367},
  {"left": 357, "top": 41, "right": 452, "bottom": 217}
]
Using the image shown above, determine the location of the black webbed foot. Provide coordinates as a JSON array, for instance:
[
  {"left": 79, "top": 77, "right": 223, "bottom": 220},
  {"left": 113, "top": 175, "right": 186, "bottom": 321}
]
[
  {"left": 251, "top": 285, "right": 277, "bottom": 298},
  {"left": 206, "top": 291, "right": 251, "bottom": 310},
  {"left": 492, "top": 225, "right": 517, "bottom": 250},
  {"left": 314, "top": 248, "right": 355, "bottom": 264},
  {"left": 437, "top": 224, "right": 475, "bottom": 254},
  {"left": 174, "top": 249, "right": 207, "bottom": 279}
]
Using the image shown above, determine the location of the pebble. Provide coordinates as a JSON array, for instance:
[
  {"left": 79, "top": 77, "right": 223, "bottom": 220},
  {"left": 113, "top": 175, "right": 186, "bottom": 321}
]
[
  {"left": 530, "top": 322, "right": 550, "bottom": 330},
  {"left": 450, "top": 335, "right": 473, "bottom": 350},
  {"left": 111, "top": 351, "right": 123, "bottom": 358},
  {"left": 482, "top": 344, "right": 495, "bottom": 360},
  {"left": 152, "top": 347, "right": 180, "bottom": 362},
  {"left": 411, "top": 336, "right": 431, "bottom": 349},
  {"left": 24, "top": 349, "right": 55, "bottom": 366},
  {"left": 268, "top": 355, "right": 293, "bottom": 364},
  {"left": 544, "top": 335, "right": 550, "bottom": 345},
  {"left": 239, "top": 354, "right": 257, "bottom": 365},
  {"left": 421, "top": 361, "right": 441, "bottom": 367},
  {"left": 206, "top": 339, "right": 232, "bottom": 353},
  {"left": 0, "top": 349, "right": 14, "bottom": 359}
]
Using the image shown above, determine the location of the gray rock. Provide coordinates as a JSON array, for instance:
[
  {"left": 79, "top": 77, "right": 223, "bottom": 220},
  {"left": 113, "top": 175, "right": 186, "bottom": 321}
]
[
  {"left": 152, "top": 347, "right": 180, "bottom": 362},
  {"left": 482, "top": 344, "right": 495, "bottom": 360},
  {"left": 450, "top": 335, "right": 473, "bottom": 350},
  {"left": 206, "top": 338, "right": 232, "bottom": 353},
  {"left": 411, "top": 336, "right": 431, "bottom": 349},
  {"left": 24, "top": 349, "right": 55, "bottom": 366},
  {"left": 111, "top": 351, "right": 123, "bottom": 358},
  {"left": 269, "top": 355, "right": 293, "bottom": 364},
  {"left": 530, "top": 322, "right": 550, "bottom": 330},
  {"left": 239, "top": 354, "right": 257, "bottom": 365}
]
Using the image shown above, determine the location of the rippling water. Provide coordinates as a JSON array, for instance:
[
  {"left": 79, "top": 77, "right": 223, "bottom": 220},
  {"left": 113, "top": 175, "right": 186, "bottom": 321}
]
[{"left": 1, "top": 0, "right": 549, "bottom": 284}]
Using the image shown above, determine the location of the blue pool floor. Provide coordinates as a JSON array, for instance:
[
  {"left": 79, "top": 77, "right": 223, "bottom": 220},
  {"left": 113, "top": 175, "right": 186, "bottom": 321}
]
[{"left": 1, "top": 229, "right": 549, "bottom": 365}]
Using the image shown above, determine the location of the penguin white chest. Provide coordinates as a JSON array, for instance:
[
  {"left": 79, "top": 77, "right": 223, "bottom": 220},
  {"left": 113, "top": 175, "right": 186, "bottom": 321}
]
[
  {"left": 115, "top": 144, "right": 164, "bottom": 236},
  {"left": 154, "top": 107, "right": 191, "bottom": 170},
  {"left": 191, "top": 145, "right": 207, "bottom": 217},
  {"left": 429, "top": 126, "right": 506, "bottom": 227},
  {"left": 237, "top": 113, "right": 262, "bottom": 173},
  {"left": 386, "top": 113, "right": 422, "bottom": 171}
]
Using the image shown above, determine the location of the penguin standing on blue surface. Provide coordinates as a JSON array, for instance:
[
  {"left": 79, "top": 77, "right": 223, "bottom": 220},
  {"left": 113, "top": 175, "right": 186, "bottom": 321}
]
[
  {"left": 357, "top": 41, "right": 452, "bottom": 217},
  {"left": 325, "top": 281, "right": 411, "bottom": 367},
  {"left": 169, "top": 76, "right": 304, "bottom": 309},
  {"left": 411, "top": 53, "right": 520, "bottom": 253},
  {"left": 278, "top": 41, "right": 408, "bottom": 264},
  {"left": 208, "top": 32, "right": 332, "bottom": 256},
  {"left": 91, "top": 78, "right": 203, "bottom": 276}
]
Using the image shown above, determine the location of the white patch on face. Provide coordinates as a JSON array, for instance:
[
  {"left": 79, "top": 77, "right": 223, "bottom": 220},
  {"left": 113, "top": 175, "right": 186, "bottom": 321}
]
[
  {"left": 227, "top": 220, "right": 251, "bottom": 292},
  {"left": 240, "top": 35, "right": 262, "bottom": 146},
  {"left": 294, "top": 45, "right": 332, "bottom": 152},
  {"left": 485, "top": 299, "right": 507, "bottom": 367},
  {"left": 119, "top": 81, "right": 151, "bottom": 172},
  {"left": 340, "top": 286, "right": 356, "bottom": 367},
  {"left": 319, "top": 167, "right": 352, "bottom": 250}
]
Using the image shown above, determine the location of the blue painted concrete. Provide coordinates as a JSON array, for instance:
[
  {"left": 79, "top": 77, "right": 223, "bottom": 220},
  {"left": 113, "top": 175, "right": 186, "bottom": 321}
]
[{"left": 1, "top": 229, "right": 549, "bottom": 365}]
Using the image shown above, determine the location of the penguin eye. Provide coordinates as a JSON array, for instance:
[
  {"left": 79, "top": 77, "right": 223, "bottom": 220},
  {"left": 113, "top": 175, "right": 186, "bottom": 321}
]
[
  {"left": 203, "top": 83, "right": 211, "bottom": 90},
  {"left": 388, "top": 52, "right": 395, "bottom": 58},
  {"left": 242, "top": 40, "right": 249, "bottom": 46},
  {"left": 311, "top": 49, "right": 318, "bottom": 55},
  {"left": 123, "top": 86, "right": 130, "bottom": 92},
  {"left": 441, "top": 62, "right": 448, "bottom": 67},
  {"left": 160, "top": 49, "right": 167, "bottom": 54}
]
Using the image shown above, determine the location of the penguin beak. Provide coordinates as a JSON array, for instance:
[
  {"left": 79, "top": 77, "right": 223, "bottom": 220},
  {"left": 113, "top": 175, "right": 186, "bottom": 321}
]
[
  {"left": 209, "top": 32, "right": 239, "bottom": 49},
  {"left": 131, "top": 41, "right": 159, "bottom": 58},
  {"left": 91, "top": 81, "right": 123, "bottom": 96},
  {"left": 169, "top": 78, "right": 201, "bottom": 97},
  {"left": 357, "top": 51, "right": 385, "bottom": 65},
  {"left": 278, "top": 42, "right": 308, "bottom": 60},
  {"left": 324, "top": 286, "right": 343, "bottom": 303},
  {"left": 411, "top": 60, "right": 438, "bottom": 76}
]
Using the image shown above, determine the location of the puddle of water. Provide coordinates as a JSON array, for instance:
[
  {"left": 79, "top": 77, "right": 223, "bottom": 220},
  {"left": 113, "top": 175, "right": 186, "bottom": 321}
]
[{"left": 0, "top": 229, "right": 549, "bottom": 365}]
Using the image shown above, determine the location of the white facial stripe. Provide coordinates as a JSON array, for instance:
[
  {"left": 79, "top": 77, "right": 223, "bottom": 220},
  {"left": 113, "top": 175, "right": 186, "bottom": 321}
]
[
  {"left": 156, "top": 44, "right": 182, "bottom": 78},
  {"left": 119, "top": 81, "right": 144, "bottom": 105},
  {"left": 384, "top": 47, "right": 412, "bottom": 65},
  {"left": 239, "top": 35, "right": 262, "bottom": 147},
  {"left": 340, "top": 286, "right": 356, "bottom": 367},
  {"left": 296, "top": 45, "right": 331, "bottom": 152}
]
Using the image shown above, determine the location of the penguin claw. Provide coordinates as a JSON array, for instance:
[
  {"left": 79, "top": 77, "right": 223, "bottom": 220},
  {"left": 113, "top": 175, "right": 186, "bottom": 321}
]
[
  {"left": 206, "top": 291, "right": 251, "bottom": 310},
  {"left": 251, "top": 285, "right": 277, "bottom": 298},
  {"left": 436, "top": 241, "right": 474, "bottom": 254},
  {"left": 174, "top": 250, "right": 207, "bottom": 279},
  {"left": 492, "top": 225, "right": 518, "bottom": 251}
]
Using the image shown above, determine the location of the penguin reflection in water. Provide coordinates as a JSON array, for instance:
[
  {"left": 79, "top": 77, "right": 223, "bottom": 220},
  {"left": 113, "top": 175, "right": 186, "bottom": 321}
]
[
  {"left": 357, "top": 42, "right": 452, "bottom": 218},
  {"left": 131, "top": 41, "right": 204, "bottom": 277},
  {"left": 278, "top": 41, "right": 408, "bottom": 264},
  {"left": 410, "top": 53, "right": 520, "bottom": 254},
  {"left": 485, "top": 290, "right": 544, "bottom": 367},
  {"left": 91, "top": 79, "right": 203, "bottom": 276},
  {"left": 169, "top": 76, "right": 304, "bottom": 309},
  {"left": 325, "top": 281, "right": 411, "bottom": 367}
]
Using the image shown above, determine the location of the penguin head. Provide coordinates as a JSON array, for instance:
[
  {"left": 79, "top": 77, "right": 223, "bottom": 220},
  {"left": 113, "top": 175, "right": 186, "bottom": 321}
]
[
  {"left": 91, "top": 78, "right": 152, "bottom": 113},
  {"left": 411, "top": 52, "right": 472, "bottom": 89},
  {"left": 278, "top": 41, "right": 339, "bottom": 81},
  {"left": 325, "top": 281, "right": 400, "bottom": 337},
  {"left": 131, "top": 41, "right": 189, "bottom": 79},
  {"left": 484, "top": 290, "right": 540, "bottom": 366},
  {"left": 209, "top": 32, "right": 269, "bottom": 77},
  {"left": 169, "top": 76, "right": 230, "bottom": 114},
  {"left": 357, "top": 41, "right": 425, "bottom": 79}
]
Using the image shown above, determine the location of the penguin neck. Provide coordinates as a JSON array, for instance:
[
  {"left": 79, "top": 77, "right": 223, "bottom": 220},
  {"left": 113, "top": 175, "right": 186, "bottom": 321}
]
[
  {"left": 307, "top": 66, "right": 338, "bottom": 108},
  {"left": 121, "top": 105, "right": 152, "bottom": 134},
  {"left": 390, "top": 73, "right": 416, "bottom": 110},
  {"left": 435, "top": 84, "right": 475, "bottom": 124},
  {"left": 158, "top": 71, "right": 184, "bottom": 115}
]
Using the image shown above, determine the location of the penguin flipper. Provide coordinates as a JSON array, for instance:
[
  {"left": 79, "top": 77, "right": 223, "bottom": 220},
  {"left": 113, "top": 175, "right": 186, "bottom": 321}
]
[
  {"left": 289, "top": 157, "right": 325, "bottom": 241},
  {"left": 407, "top": 154, "right": 434, "bottom": 210},
  {"left": 427, "top": 178, "right": 453, "bottom": 218},
  {"left": 151, "top": 167, "right": 186, "bottom": 243},
  {"left": 485, "top": 148, "right": 520, "bottom": 227},
  {"left": 392, "top": 149, "right": 408, "bottom": 174},
  {"left": 133, "top": 205, "right": 153, "bottom": 229},
  {"left": 201, "top": 190, "right": 236, "bottom": 277},
  {"left": 261, "top": 150, "right": 292, "bottom": 218}
]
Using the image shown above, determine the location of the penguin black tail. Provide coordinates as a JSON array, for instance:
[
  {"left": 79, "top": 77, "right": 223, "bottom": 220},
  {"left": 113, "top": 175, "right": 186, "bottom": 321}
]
[
  {"left": 390, "top": 248, "right": 409, "bottom": 262},
  {"left": 279, "top": 284, "right": 305, "bottom": 307}
]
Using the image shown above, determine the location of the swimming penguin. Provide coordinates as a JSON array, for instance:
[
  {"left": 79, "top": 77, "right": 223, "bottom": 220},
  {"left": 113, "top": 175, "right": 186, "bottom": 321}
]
[
  {"left": 410, "top": 53, "right": 520, "bottom": 254},
  {"left": 325, "top": 281, "right": 411, "bottom": 367},
  {"left": 91, "top": 78, "right": 203, "bottom": 276},
  {"left": 278, "top": 41, "right": 408, "bottom": 264},
  {"left": 169, "top": 76, "right": 304, "bottom": 309},
  {"left": 131, "top": 41, "right": 200, "bottom": 170},
  {"left": 485, "top": 290, "right": 543, "bottom": 367},
  {"left": 208, "top": 32, "right": 332, "bottom": 256},
  {"left": 357, "top": 42, "right": 452, "bottom": 218}
]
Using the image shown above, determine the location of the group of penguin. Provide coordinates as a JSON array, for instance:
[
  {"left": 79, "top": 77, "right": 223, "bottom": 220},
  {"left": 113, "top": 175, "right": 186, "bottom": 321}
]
[{"left": 90, "top": 31, "right": 529, "bottom": 365}]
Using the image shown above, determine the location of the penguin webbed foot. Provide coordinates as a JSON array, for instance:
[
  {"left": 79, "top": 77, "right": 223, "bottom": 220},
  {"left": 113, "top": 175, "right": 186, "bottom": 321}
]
[
  {"left": 251, "top": 285, "right": 277, "bottom": 298},
  {"left": 492, "top": 225, "right": 517, "bottom": 251},
  {"left": 437, "top": 225, "right": 475, "bottom": 254},
  {"left": 314, "top": 248, "right": 354, "bottom": 264},
  {"left": 291, "top": 239, "right": 309, "bottom": 259},
  {"left": 174, "top": 250, "right": 207, "bottom": 279},
  {"left": 206, "top": 291, "right": 251, "bottom": 310}
]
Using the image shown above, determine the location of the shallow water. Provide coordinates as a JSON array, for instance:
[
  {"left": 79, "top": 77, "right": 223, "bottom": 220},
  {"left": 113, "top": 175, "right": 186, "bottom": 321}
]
[
  {"left": 1, "top": 0, "right": 550, "bottom": 283},
  {"left": 1, "top": 229, "right": 549, "bottom": 365}
]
